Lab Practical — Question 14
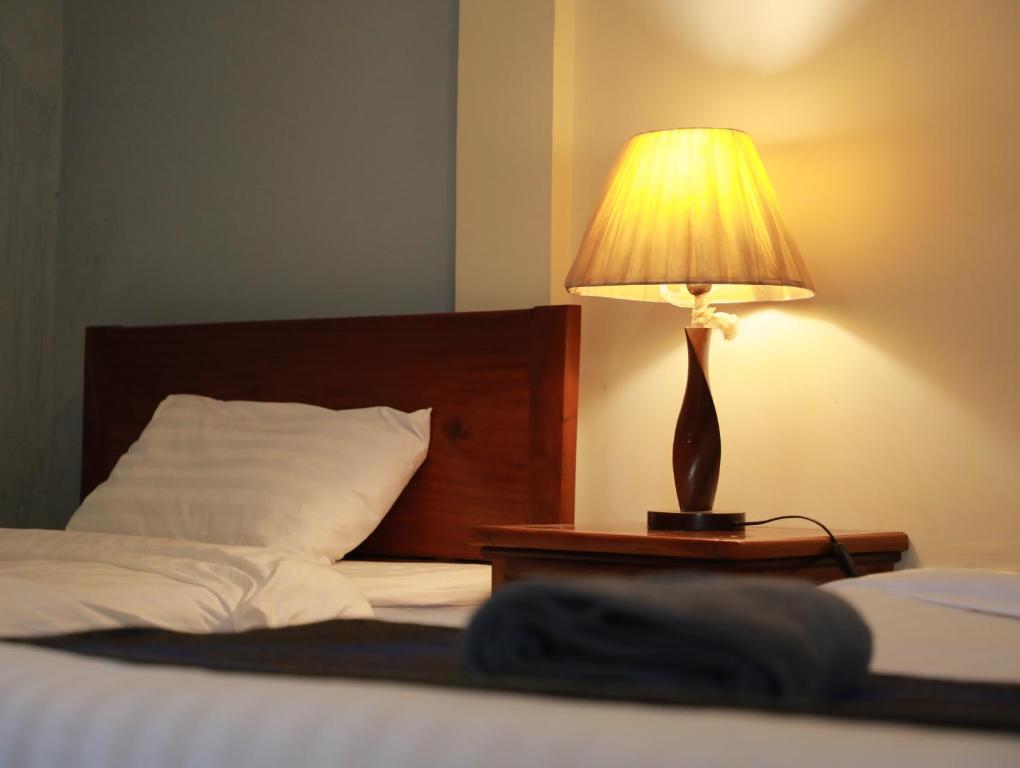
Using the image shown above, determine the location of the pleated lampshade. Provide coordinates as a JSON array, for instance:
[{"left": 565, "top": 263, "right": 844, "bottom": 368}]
[{"left": 566, "top": 128, "right": 814, "bottom": 306}]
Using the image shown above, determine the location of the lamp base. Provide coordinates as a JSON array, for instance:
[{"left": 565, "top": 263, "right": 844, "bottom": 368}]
[{"left": 647, "top": 510, "right": 746, "bottom": 532}]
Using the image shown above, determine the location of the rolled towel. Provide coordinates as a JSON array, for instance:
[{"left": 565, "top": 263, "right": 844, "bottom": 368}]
[{"left": 463, "top": 575, "right": 872, "bottom": 699}]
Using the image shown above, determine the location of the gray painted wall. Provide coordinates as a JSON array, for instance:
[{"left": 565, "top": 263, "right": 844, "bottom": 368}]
[
  {"left": 49, "top": 0, "right": 458, "bottom": 524},
  {"left": 0, "top": 0, "right": 62, "bottom": 527}
]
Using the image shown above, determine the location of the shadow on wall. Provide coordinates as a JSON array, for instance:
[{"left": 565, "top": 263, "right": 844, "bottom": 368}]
[{"left": 570, "top": 0, "right": 1020, "bottom": 567}]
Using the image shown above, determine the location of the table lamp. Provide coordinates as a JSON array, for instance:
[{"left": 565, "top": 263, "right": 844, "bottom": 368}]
[{"left": 566, "top": 127, "right": 814, "bottom": 532}]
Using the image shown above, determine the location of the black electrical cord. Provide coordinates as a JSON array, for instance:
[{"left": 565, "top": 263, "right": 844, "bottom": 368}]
[{"left": 738, "top": 514, "right": 860, "bottom": 578}]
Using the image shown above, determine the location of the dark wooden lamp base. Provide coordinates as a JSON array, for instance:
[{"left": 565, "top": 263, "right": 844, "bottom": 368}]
[
  {"left": 657, "top": 316, "right": 744, "bottom": 535},
  {"left": 647, "top": 510, "right": 746, "bottom": 532}
]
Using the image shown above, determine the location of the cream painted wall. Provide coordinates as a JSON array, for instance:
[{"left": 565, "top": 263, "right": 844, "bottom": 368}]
[
  {"left": 573, "top": 0, "right": 1020, "bottom": 569},
  {"left": 456, "top": 0, "right": 555, "bottom": 311},
  {"left": 549, "top": 0, "right": 575, "bottom": 303},
  {"left": 459, "top": 0, "right": 1020, "bottom": 569}
]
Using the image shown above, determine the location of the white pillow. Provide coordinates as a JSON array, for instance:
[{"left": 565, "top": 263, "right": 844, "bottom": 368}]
[{"left": 67, "top": 395, "right": 430, "bottom": 561}]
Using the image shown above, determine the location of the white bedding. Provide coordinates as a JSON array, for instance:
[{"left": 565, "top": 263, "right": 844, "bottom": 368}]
[
  {"left": 371, "top": 604, "right": 483, "bottom": 626},
  {"left": 334, "top": 560, "right": 492, "bottom": 626},
  {"left": 0, "top": 529, "right": 372, "bottom": 637},
  {"left": 1, "top": 562, "right": 1018, "bottom": 767},
  {"left": 826, "top": 568, "right": 1020, "bottom": 618},
  {"left": 0, "top": 627, "right": 1016, "bottom": 768},
  {"left": 824, "top": 569, "right": 1020, "bottom": 683},
  {"left": 333, "top": 560, "right": 491, "bottom": 604}
]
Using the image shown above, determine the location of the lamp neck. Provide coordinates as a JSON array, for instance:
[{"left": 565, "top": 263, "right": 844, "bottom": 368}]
[
  {"left": 658, "top": 283, "right": 739, "bottom": 340},
  {"left": 689, "top": 288, "right": 710, "bottom": 327},
  {"left": 688, "top": 284, "right": 740, "bottom": 340}
]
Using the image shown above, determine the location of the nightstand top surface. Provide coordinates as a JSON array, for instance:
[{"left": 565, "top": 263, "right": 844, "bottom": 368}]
[{"left": 475, "top": 522, "right": 909, "bottom": 561}]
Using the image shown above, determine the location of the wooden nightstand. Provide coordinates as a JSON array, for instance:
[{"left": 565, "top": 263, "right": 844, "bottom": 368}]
[{"left": 474, "top": 522, "right": 909, "bottom": 588}]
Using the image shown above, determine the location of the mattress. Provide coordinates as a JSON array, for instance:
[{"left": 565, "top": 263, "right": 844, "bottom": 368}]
[
  {"left": 1, "top": 631, "right": 1015, "bottom": 768},
  {"left": 824, "top": 569, "right": 1020, "bottom": 682},
  {"left": 332, "top": 560, "right": 492, "bottom": 627},
  {"left": 1, "top": 568, "right": 1017, "bottom": 768}
]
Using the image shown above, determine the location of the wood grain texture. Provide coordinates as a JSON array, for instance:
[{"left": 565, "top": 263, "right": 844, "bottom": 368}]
[
  {"left": 529, "top": 306, "right": 581, "bottom": 524},
  {"left": 81, "top": 306, "right": 580, "bottom": 561},
  {"left": 475, "top": 523, "right": 908, "bottom": 558},
  {"left": 487, "top": 551, "right": 902, "bottom": 586},
  {"left": 475, "top": 522, "right": 909, "bottom": 586},
  {"left": 672, "top": 326, "right": 720, "bottom": 512}
]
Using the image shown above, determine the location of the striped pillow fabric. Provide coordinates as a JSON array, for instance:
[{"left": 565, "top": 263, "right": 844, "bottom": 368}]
[{"left": 67, "top": 395, "right": 430, "bottom": 561}]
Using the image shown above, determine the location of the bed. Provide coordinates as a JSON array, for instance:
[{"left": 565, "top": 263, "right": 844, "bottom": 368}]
[
  {"left": 1, "top": 304, "right": 1018, "bottom": 767},
  {"left": 1, "top": 305, "right": 579, "bottom": 639}
]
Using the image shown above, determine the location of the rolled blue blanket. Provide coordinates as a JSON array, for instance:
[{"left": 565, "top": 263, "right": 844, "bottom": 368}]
[{"left": 463, "top": 575, "right": 872, "bottom": 699}]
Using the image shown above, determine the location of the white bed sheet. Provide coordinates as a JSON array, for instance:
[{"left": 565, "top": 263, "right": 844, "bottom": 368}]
[
  {"left": 824, "top": 569, "right": 1020, "bottom": 682},
  {"left": 0, "top": 640, "right": 1015, "bottom": 768},
  {"left": 370, "top": 604, "right": 482, "bottom": 626},
  {"left": 332, "top": 560, "right": 491, "bottom": 606},
  {"left": 0, "top": 529, "right": 372, "bottom": 637},
  {"left": 1, "top": 567, "right": 1018, "bottom": 768},
  {"left": 332, "top": 560, "right": 491, "bottom": 626}
]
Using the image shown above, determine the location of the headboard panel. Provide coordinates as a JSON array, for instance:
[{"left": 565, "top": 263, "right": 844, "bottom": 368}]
[{"left": 81, "top": 305, "right": 580, "bottom": 561}]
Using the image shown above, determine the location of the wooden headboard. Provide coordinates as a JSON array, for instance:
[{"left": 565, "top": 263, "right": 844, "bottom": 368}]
[{"left": 81, "top": 305, "right": 580, "bottom": 561}]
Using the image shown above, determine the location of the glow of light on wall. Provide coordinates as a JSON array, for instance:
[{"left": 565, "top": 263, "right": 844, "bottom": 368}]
[{"left": 649, "top": 0, "right": 873, "bottom": 74}]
